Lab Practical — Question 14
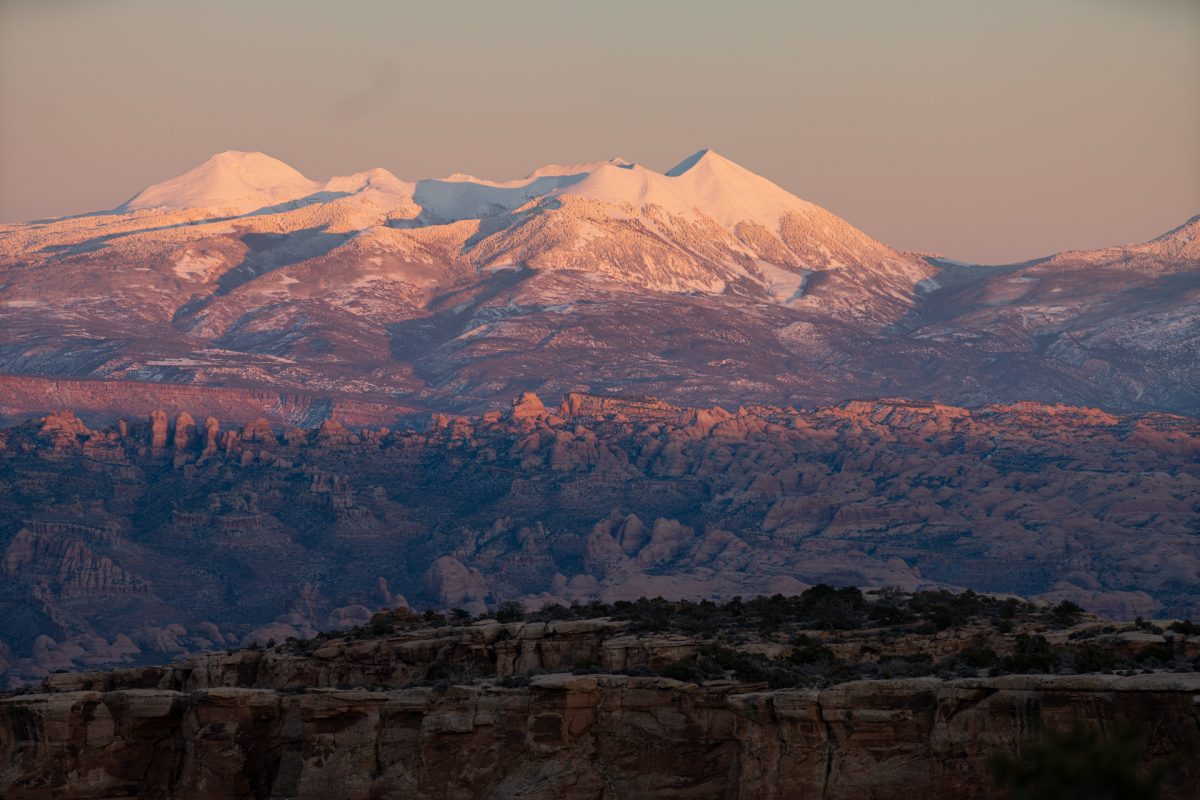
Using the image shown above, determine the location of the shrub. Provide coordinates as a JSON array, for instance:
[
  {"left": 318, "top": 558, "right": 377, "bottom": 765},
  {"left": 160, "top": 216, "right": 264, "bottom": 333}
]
[
  {"left": 1167, "top": 619, "right": 1199, "bottom": 636},
  {"left": 788, "top": 635, "right": 836, "bottom": 665},
  {"left": 1003, "top": 634, "right": 1058, "bottom": 674},
  {"left": 659, "top": 659, "right": 712, "bottom": 683},
  {"left": 878, "top": 655, "right": 933, "bottom": 679},
  {"left": 1134, "top": 642, "right": 1176, "bottom": 665},
  {"left": 495, "top": 600, "right": 525, "bottom": 623},
  {"left": 959, "top": 645, "right": 999, "bottom": 669},
  {"left": 1051, "top": 600, "right": 1085, "bottom": 627},
  {"left": 1071, "top": 644, "right": 1116, "bottom": 673}
]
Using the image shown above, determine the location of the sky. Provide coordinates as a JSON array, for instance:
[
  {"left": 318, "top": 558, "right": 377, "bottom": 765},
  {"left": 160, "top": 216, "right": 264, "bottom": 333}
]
[{"left": 0, "top": 0, "right": 1197, "bottom": 264}]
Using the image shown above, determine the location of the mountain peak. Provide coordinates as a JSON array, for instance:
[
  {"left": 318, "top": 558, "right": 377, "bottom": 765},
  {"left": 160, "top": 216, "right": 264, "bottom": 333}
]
[
  {"left": 1132, "top": 212, "right": 1200, "bottom": 260},
  {"left": 206, "top": 149, "right": 291, "bottom": 167},
  {"left": 121, "top": 151, "right": 317, "bottom": 214},
  {"left": 665, "top": 148, "right": 727, "bottom": 177}
]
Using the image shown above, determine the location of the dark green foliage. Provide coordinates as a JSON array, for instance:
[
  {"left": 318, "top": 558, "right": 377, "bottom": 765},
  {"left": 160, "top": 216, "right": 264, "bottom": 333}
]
[
  {"left": 1051, "top": 600, "right": 1085, "bottom": 627},
  {"left": 495, "top": 600, "right": 525, "bottom": 623},
  {"left": 659, "top": 657, "right": 724, "bottom": 683},
  {"left": 992, "top": 726, "right": 1163, "bottom": 800},
  {"left": 1134, "top": 642, "right": 1176, "bottom": 665},
  {"left": 1002, "top": 634, "right": 1058, "bottom": 674},
  {"left": 1071, "top": 644, "right": 1116, "bottom": 673},
  {"left": 878, "top": 654, "right": 934, "bottom": 679},
  {"left": 533, "top": 603, "right": 574, "bottom": 621},
  {"left": 275, "top": 586, "right": 1146, "bottom": 691},
  {"left": 909, "top": 588, "right": 984, "bottom": 630},
  {"left": 1166, "top": 619, "right": 1199, "bottom": 636},
  {"left": 867, "top": 589, "right": 918, "bottom": 626},
  {"left": 660, "top": 643, "right": 841, "bottom": 689},
  {"left": 959, "top": 645, "right": 999, "bottom": 669},
  {"left": 788, "top": 635, "right": 836, "bottom": 665}
]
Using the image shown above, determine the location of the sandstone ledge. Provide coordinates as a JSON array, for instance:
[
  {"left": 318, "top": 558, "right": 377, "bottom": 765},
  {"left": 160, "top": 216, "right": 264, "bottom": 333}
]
[{"left": 3, "top": 673, "right": 1198, "bottom": 799}]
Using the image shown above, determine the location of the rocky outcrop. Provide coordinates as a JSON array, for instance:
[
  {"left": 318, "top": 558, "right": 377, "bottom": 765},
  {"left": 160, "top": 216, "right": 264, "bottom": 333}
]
[
  {"left": 3, "top": 527, "right": 149, "bottom": 597},
  {"left": 2, "top": 393, "right": 1198, "bottom": 686},
  {"left": 36, "top": 410, "right": 91, "bottom": 449},
  {"left": 0, "top": 374, "right": 416, "bottom": 428},
  {"left": 173, "top": 411, "right": 196, "bottom": 450},
  {"left": 1, "top": 673, "right": 1197, "bottom": 799},
  {"left": 148, "top": 409, "right": 169, "bottom": 448},
  {"left": 423, "top": 556, "right": 491, "bottom": 611}
]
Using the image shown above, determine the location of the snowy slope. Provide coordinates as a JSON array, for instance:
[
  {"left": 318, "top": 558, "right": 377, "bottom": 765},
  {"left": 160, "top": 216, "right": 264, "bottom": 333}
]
[
  {"left": 120, "top": 151, "right": 322, "bottom": 214},
  {"left": 11, "top": 148, "right": 939, "bottom": 323},
  {"left": 0, "top": 147, "right": 1196, "bottom": 416},
  {"left": 121, "top": 152, "right": 416, "bottom": 217}
]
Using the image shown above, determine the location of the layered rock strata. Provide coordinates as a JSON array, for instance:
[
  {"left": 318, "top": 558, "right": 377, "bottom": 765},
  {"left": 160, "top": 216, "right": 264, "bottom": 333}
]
[{"left": 2, "top": 671, "right": 1197, "bottom": 799}]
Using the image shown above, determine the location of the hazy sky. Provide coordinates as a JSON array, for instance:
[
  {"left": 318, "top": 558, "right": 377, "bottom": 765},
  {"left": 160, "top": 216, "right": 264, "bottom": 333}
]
[{"left": 1, "top": 0, "right": 1197, "bottom": 263}]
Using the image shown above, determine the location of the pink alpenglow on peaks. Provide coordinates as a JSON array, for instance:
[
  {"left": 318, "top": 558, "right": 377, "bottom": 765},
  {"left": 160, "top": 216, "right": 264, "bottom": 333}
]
[
  {"left": 119, "top": 151, "right": 320, "bottom": 214},
  {"left": 0, "top": 146, "right": 1195, "bottom": 419}
]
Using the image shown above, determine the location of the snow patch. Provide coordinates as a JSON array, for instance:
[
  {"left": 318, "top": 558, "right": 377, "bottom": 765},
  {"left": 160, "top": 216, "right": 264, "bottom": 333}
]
[
  {"left": 174, "top": 252, "right": 224, "bottom": 279},
  {"left": 145, "top": 358, "right": 214, "bottom": 367},
  {"left": 752, "top": 261, "right": 808, "bottom": 307}
]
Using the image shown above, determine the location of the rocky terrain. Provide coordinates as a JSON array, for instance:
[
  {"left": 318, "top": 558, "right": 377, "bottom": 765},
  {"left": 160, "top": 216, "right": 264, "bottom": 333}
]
[
  {"left": 1, "top": 391, "right": 1197, "bottom": 686},
  {"left": 0, "top": 374, "right": 417, "bottom": 428},
  {"left": 2, "top": 593, "right": 1198, "bottom": 799},
  {"left": 1, "top": 150, "right": 1196, "bottom": 416}
]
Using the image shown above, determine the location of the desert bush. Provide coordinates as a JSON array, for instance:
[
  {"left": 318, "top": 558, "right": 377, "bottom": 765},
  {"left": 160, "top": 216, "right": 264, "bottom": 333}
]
[
  {"left": 1166, "top": 619, "right": 1199, "bottom": 636},
  {"left": 495, "top": 600, "right": 525, "bottom": 623},
  {"left": 1051, "top": 600, "right": 1085, "bottom": 627},
  {"left": 1001, "top": 634, "right": 1058, "bottom": 674},
  {"left": 1070, "top": 644, "right": 1116, "bottom": 673}
]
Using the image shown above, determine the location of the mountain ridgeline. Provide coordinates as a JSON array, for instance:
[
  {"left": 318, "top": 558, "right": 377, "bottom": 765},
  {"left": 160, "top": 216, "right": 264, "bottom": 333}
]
[{"left": 0, "top": 149, "right": 1196, "bottom": 416}]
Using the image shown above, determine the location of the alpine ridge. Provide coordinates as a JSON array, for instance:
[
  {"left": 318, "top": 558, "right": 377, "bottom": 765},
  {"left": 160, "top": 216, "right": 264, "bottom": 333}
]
[{"left": 0, "top": 149, "right": 1196, "bottom": 416}]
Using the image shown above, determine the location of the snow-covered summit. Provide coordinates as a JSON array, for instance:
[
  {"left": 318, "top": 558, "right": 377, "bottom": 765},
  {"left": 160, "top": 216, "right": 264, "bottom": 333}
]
[
  {"left": 116, "top": 149, "right": 825, "bottom": 233},
  {"left": 120, "top": 151, "right": 321, "bottom": 214},
  {"left": 660, "top": 148, "right": 818, "bottom": 229},
  {"left": 95, "top": 147, "right": 931, "bottom": 317}
]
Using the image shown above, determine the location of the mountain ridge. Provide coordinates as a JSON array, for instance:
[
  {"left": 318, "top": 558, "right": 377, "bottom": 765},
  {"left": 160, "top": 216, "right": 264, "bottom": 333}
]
[{"left": 0, "top": 148, "right": 1196, "bottom": 416}]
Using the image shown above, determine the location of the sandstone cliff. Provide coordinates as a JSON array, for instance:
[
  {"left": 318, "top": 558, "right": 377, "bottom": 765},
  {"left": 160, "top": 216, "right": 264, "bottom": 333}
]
[
  {"left": 3, "top": 601, "right": 1198, "bottom": 797},
  {"left": 2, "top": 670, "right": 1197, "bottom": 799}
]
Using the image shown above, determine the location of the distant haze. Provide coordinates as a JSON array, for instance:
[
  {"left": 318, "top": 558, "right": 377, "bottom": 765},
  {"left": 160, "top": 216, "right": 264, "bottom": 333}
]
[{"left": 1, "top": 0, "right": 1197, "bottom": 264}]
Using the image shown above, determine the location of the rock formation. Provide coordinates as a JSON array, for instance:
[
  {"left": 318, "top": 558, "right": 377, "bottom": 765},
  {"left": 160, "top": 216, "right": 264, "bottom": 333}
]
[
  {"left": 148, "top": 409, "right": 169, "bottom": 449},
  {"left": 173, "top": 411, "right": 196, "bottom": 450},
  {"left": 0, "top": 393, "right": 1197, "bottom": 687},
  {"left": 2, "top": 607, "right": 1198, "bottom": 799}
]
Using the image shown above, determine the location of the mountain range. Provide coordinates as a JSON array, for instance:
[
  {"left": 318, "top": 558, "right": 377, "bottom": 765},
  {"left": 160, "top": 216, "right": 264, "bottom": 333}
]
[{"left": 0, "top": 149, "right": 1197, "bottom": 419}]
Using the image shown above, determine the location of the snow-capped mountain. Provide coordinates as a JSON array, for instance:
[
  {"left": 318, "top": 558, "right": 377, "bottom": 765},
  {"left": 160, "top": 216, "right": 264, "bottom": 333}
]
[
  {"left": 0, "top": 150, "right": 1196, "bottom": 415},
  {"left": 97, "top": 148, "right": 932, "bottom": 318}
]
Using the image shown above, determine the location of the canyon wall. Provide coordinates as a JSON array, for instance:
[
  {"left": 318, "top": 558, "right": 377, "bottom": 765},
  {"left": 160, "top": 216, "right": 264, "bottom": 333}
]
[{"left": 2, "top": 673, "right": 1198, "bottom": 799}]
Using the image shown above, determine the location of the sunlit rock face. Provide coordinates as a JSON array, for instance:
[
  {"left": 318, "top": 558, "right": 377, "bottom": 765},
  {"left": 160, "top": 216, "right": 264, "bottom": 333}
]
[{"left": 0, "top": 393, "right": 1196, "bottom": 685}]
